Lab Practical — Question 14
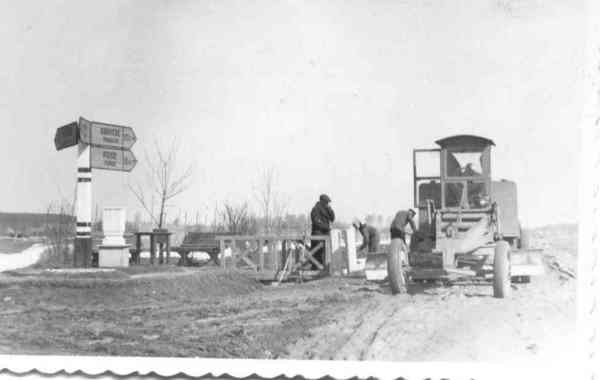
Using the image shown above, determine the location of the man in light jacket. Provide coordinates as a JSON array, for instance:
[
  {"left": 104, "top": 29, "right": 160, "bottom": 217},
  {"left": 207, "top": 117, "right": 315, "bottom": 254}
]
[{"left": 353, "top": 221, "right": 381, "bottom": 256}]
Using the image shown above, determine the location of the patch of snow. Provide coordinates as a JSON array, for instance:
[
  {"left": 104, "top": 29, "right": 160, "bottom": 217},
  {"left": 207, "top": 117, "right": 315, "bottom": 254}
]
[{"left": 0, "top": 244, "right": 48, "bottom": 272}]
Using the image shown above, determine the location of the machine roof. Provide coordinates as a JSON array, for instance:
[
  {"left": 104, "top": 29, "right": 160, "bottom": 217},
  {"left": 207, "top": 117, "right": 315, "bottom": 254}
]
[{"left": 435, "top": 135, "right": 495, "bottom": 149}]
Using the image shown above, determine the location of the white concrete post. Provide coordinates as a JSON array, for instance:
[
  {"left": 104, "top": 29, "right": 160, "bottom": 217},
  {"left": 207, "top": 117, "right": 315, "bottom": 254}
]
[
  {"left": 99, "top": 207, "right": 130, "bottom": 267},
  {"left": 101, "top": 208, "right": 126, "bottom": 246},
  {"left": 344, "top": 227, "right": 365, "bottom": 273},
  {"left": 74, "top": 142, "right": 92, "bottom": 267},
  {"left": 329, "top": 229, "right": 343, "bottom": 275}
]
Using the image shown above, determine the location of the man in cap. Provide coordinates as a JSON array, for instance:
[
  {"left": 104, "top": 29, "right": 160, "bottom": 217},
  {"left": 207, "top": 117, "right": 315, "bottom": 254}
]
[
  {"left": 390, "top": 209, "right": 417, "bottom": 244},
  {"left": 309, "top": 194, "right": 335, "bottom": 269},
  {"left": 353, "top": 220, "right": 381, "bottom": 256}
]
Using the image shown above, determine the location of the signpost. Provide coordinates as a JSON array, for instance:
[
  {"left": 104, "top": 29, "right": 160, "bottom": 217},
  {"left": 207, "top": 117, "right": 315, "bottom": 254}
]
[{"left": 54, "top": 116, "right": 137, "bottom": 267}]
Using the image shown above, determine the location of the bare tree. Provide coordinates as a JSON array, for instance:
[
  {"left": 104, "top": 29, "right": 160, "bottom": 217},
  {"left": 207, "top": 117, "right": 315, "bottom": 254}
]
[
  {"left": 271, "top": 196, "right": 288, "bottom": 233},
  {"left": 128, "top": 138, "right": 195, "bottom": 229},
  {"left": 219, "top": 201, "right": 258, "bottom": 235},
  {"left": 210, "top": 201, "right": 226, "bottom": 232},
  {"left": 43, "top": 198, "right": 75, "bottom": 267},
  {"left": 254, "top": 167, "right": 289, "bottom": 234}
]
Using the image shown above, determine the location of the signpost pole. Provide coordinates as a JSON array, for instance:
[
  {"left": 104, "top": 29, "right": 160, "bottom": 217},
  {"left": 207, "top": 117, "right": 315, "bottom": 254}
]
[{"left": 75, "top": 142, "right": 92, "bottom": 267}]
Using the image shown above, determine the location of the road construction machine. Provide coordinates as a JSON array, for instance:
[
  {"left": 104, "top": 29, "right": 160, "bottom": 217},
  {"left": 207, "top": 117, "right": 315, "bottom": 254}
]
[{"left": 366, "top": 135, "right": 544, "bottom": 298}]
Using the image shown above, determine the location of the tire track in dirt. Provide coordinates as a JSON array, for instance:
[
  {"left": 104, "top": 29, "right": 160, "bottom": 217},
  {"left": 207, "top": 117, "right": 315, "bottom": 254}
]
[
  {"left": 285, "top": 296, "right": 376, "bottom": 359},
  {"left": 334, "top": 296, "right": 401, "bottom": 360},
  {"left": 285, "top": 271, "right": 576, "bottom": 362},
  {"left": 285, "top": 283, "right": 408, "bottom": 360}
]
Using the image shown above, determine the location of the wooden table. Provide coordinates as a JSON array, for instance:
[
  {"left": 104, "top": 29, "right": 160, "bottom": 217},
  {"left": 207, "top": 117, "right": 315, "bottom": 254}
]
[{"left": 134, "top": 231, "right": 172, "bottom": 265}]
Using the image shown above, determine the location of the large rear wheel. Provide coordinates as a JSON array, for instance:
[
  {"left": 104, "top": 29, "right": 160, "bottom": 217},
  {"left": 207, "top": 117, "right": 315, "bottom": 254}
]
[
  {"left": 493, "top": 241, "right": 511, "bottom": 298},
  {"left": 388, "top": 238, "right": 407, "bottom": 295}
]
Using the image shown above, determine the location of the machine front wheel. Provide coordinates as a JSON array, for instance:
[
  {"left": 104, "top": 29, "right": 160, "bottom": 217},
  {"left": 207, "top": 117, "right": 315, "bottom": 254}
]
[
  {"left": 493, "top": 241, "right": 511, "bottom": 298},
  {"left": 388, "top": 238, "right": 407, "bottom": 295}
]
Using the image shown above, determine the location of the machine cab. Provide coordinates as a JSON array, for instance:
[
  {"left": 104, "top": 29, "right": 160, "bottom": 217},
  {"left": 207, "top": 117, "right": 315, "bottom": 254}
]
[
  {"left": 438, "top": 135, "right": 493, "bottom": 210},
  {"left": 413, "top": 135, "right": 495, "bottom": 233}
]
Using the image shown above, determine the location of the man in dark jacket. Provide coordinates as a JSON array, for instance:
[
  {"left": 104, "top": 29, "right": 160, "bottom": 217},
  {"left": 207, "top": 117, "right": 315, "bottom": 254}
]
[
  {"left": 310, "top": 194, "right": 335, "bottom": 269},
  {"left": 353, "top": 221, "right": 380, "bottom": 256},
  {"left": 390, "top": 209, "right": 417, "bottom": 243}
]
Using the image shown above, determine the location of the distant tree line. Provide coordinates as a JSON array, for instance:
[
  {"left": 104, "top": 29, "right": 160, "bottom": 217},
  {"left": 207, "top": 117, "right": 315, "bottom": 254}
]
[{"left": 0, "top": 211, "right": 75, "bottom": 237}]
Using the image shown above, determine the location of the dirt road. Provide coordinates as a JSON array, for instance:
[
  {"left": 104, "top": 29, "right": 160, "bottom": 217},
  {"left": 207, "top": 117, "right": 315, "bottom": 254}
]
[
  {"left": 287, "top": 226, "right": 577, "bottom": 362},
  {"left": 0, "top": 264, "right": 574, "bottom": 362},
  {"left": 287, "top": 271, "right": 575, "bottom": 362}
]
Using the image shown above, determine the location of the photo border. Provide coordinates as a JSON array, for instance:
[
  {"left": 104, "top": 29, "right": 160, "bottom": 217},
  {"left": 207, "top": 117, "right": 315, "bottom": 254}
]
[{"left": 1, "top": 1, "right": 598, "bottom": 379}]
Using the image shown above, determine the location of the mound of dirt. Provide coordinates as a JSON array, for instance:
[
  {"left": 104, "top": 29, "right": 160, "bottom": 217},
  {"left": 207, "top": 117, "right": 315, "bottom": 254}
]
[
  {"left": 125, "top": 268, "right": 265, "bottom": 301},
  {"left": 0, "top": 267, "right": 262, "bottom": 296},
  {"left": 118, "top": 265, "right": 185, "bottom": 276},
  {"left": 0, "top": 268, "right": 263, "bottom": 305}
]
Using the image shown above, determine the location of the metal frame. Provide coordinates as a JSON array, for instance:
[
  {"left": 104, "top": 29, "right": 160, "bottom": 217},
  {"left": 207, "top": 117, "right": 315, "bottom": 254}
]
[{"left": 413, "top": 148, "right": 441, "bottom": 208}]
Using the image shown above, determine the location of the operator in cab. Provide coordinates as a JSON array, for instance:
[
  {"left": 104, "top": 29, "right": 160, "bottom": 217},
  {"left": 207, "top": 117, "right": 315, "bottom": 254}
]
[
  {"left": 462, "top": 163, "right": 480, "bottom": 176},
  {"left": 352, "top": 220, "right": 380, "bottom": 255},
  {"left": 390, "top": 209, "right": 417, "bottom": 244}
]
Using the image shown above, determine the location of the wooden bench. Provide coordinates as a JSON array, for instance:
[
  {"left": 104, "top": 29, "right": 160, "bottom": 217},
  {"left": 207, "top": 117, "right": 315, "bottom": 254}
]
[{"left": 172, "top": 232, "right": 236, "bottom": 266}]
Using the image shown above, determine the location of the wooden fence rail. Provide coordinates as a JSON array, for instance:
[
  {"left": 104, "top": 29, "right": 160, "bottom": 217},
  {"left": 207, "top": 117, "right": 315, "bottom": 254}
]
[{"left": 215, "top": 234, "right": 332, "bottom": 278}]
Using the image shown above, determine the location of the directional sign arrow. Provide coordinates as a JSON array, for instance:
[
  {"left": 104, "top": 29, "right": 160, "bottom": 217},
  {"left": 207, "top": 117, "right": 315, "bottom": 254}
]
[
  {"left": 79, "top": 117, "right": 137, "bottom": 149},
  {"left": 54, "top": 122, "right": 78, "bottom": 151},
  {"left": 91, "top": 146, "right": 137, "bottom": 172}
]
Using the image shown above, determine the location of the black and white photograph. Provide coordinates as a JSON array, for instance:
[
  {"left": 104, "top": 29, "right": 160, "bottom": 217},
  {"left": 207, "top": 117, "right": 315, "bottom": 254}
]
[{"left": 0, "top": 1, "right": 598, "bottom": 379}]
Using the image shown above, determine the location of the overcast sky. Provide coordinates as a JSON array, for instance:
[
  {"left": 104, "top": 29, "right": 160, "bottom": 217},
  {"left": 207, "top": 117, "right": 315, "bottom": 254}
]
[{"left": 0, "top": 0, "right": 588, "bottom": 227}]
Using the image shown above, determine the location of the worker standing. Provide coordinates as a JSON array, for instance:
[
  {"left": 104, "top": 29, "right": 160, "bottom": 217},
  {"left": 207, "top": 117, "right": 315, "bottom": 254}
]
[
  {"left": 353, "top": 220, "right": 380, "bottom": 256},
  {"left": 390, "top": 209, "right": 417, "bottom": 244},
  {"left": 310, "top": 194, "right": 335, "bottom": 270}
]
